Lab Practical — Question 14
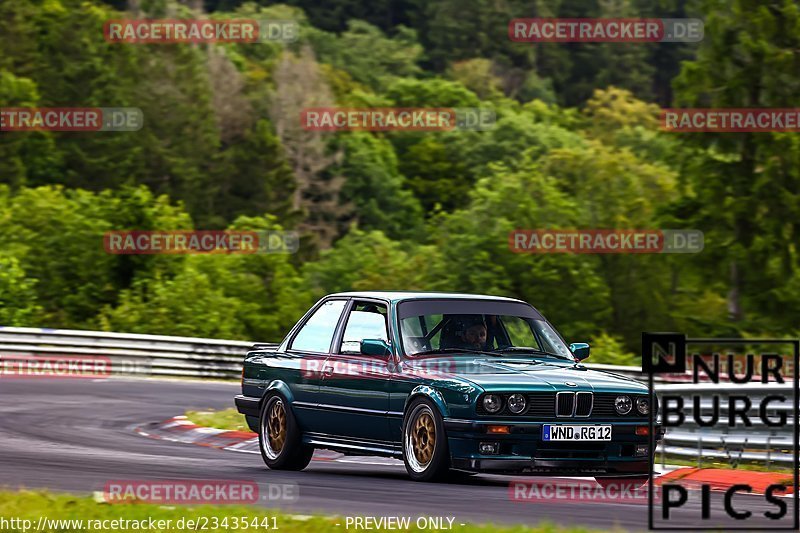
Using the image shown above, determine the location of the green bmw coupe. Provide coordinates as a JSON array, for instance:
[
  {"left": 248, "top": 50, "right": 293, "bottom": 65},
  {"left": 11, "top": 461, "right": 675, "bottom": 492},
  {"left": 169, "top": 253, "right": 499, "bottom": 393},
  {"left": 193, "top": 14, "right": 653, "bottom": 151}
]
[{"left": 235, "top": 292, "right": 659, "bottom": 482}]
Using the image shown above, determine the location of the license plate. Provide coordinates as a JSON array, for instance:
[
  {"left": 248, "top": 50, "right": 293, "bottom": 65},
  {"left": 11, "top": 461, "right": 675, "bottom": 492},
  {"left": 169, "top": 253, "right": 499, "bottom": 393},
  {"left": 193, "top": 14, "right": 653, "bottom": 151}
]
[{"left": 542, "top": 424, "right": 612, "bottom": 441}]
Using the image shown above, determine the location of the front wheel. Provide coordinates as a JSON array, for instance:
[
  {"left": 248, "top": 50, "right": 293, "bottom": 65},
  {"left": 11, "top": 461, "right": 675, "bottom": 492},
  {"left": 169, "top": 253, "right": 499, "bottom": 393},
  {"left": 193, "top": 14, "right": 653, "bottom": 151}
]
[
  {"left": 402, "top": 398, "right": 450, "bottom": 481},
  {"left": 258, "top": 393, "right": 313, "bottom": 471}
]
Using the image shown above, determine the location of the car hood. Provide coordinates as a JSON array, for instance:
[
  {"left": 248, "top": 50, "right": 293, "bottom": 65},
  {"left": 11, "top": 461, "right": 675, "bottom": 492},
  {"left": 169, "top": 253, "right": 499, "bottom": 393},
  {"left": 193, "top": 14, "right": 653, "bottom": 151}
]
[{"left": 403, "top": 357, "right": 647, "bottom": 394}]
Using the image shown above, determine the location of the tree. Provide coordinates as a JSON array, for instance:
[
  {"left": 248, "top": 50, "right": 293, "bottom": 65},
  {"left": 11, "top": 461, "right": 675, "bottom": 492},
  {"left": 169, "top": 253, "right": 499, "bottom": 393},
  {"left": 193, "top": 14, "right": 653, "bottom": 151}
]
[
  {"left": 312, "top": 20, "right": 423, "bottom": 90},
  {"left": 215, "top": 119, "right": 297, "bottom": 225},
  {"left": 0, "top": 184, "right": 190, "bottom": 328},
  {"left": 269, "top": 46, "right": 350, "bottom": 249},
  {"left": 429, "top": 158, "right": 612, "bottom": 341},
  {"left": 336, "top": 133, "right": 424, "bottom": 240},
  {"left": 539, "top": 141, "right": 678, "bottom": 347},
  {"left": 99, "top": 263, "right": 251, "bottom": 339},
  {"left": 302, "top": 228, "right": 443, "bottom": 295},
  {"left": 447, "top": 59, "right": 503, "bottom": 100},
  {"left": 0, "top": 71, "right": 61, "bottom": 188},
  {"left": 0, "top": 254, "right": 42, "bottom": 326},
  {"left": 673, "top": 0, "right": 800, "bottom": 331}
]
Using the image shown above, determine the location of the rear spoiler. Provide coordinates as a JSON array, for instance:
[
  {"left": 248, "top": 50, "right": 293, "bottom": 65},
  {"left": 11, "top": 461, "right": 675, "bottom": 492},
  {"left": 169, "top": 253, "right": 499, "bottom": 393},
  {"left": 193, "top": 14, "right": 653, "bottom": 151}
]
[{"left": 250, "top": 343, "right": 279, "bottom": 351}]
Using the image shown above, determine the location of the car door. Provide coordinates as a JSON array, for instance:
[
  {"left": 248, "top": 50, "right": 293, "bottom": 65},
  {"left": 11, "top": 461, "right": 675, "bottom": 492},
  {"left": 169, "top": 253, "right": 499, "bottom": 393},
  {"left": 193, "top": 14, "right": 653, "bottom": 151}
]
[
  {"left": 315, "top": 299, "right": 393, "bottom": 442},
  {"left": 282, "top": 298, "right": 348, "bottom": 431}
]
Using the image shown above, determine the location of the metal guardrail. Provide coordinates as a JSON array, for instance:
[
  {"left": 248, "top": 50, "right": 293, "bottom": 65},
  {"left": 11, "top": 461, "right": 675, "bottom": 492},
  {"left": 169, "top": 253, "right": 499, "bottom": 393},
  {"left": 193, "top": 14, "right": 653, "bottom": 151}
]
[
  {"left": 654, "top": 382, "right": 796, "bottom": 466},
  {"left": 0, "top": 326, "right": 275, "bottom": 379},
  {"left": 1, "top": 327, "right": 795, "bottom": 466}
]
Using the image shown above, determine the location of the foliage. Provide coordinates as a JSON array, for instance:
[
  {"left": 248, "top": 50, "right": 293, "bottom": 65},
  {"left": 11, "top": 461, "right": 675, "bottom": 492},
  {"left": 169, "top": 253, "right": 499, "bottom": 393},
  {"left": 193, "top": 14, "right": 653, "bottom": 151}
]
[
  {"left": 0, "top": 254, "right": 42, "bottom": 326},
  {"left": 0, "top": 0, "right": 797, "bottom": 358},
  {"left": 313, "top": 20, "right": 423, "bottom": 90},
  {"left": 587, "top": 332, "right": 638, "bottom": 366}
]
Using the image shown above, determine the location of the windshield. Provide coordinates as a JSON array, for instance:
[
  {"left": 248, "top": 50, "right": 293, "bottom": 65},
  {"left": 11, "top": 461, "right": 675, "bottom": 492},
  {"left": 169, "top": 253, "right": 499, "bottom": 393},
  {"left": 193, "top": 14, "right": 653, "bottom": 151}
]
[{"left": 398, "top": 302, "right": 573, "bottom": 360}]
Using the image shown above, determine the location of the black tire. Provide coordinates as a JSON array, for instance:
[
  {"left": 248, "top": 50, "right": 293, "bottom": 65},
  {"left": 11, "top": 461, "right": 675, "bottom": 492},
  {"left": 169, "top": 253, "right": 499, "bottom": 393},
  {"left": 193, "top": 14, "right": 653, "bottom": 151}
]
[
  {"left": 258, "top": 392, "right": 313, "bottom": 471},
  {"left": 402, "top": 398, "right": 450, "bottom": 481},
  {"left": 245, "top": 415, "right": 259, "bottom": 433}
]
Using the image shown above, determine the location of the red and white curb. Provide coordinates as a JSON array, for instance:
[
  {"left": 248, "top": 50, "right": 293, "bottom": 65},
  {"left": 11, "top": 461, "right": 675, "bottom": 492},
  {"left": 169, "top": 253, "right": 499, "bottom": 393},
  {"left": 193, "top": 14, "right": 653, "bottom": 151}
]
[{"left": 135, "top": 416, "right": 260, "bottom": 451}]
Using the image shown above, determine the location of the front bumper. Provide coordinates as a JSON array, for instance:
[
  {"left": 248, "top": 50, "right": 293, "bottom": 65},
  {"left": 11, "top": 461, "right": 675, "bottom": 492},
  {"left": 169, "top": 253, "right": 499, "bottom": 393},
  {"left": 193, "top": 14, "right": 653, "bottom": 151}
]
[{"left": 445, "top": 418, "right": 662, "bottom": 475}]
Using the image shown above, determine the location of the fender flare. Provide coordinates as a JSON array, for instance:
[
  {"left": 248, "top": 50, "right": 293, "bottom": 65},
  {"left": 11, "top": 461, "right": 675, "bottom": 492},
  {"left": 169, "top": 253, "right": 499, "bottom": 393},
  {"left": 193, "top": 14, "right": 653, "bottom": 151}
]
[
  {"left": 263, "top": 380, "right": 295, "bottom": 407},
  {"left": 404, "top": 385, "right": 449, "bottom": 418}
]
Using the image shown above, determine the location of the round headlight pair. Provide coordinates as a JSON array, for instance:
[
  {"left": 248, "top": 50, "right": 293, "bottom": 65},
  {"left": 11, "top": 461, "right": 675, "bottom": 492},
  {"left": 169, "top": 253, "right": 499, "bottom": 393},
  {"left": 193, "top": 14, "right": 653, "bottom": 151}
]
[
  {"left": 615, "top": 395, "right": 649, "bottom": 415},
  {"left": 483, "top": 393, "right": 526, "bottom": 414}
]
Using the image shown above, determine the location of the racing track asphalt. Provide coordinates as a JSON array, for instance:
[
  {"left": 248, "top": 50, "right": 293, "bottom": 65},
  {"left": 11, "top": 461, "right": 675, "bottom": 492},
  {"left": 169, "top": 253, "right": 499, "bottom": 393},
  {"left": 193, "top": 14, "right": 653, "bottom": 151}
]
[{"left": 0, "top": 377, "right": 794, "bottom": 531}]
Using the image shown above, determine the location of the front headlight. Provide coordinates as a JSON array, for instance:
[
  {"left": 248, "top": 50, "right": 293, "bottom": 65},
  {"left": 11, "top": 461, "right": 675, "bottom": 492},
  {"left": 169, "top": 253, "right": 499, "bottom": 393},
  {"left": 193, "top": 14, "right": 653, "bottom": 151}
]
[
  {"left": 507, "top": 393, "right": 527, "bottom": 414},
  {"left": 615, "top": 395, "right": 632, "bottom": 415},
  {"left": 483, "top": 394, "right": 502, "bottom": 413},
  {"left": 636, "top": 397, "right": 649, "bottom": 415}
]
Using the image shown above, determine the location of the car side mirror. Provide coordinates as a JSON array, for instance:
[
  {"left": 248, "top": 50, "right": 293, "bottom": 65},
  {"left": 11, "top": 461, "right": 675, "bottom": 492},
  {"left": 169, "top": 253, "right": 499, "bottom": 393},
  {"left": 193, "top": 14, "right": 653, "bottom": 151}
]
[
  {"left": 569, "top": 342, "right": 590, "bottom": 361},
  {"left": 360, "top": 339, "right": 391, "bottom": 357}
]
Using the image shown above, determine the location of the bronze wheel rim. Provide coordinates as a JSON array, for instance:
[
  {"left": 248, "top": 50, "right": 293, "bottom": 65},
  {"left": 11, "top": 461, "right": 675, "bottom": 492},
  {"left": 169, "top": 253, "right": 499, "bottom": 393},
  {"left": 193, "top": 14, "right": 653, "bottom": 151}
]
[
  {"left": 411, "top": 410, "right": 436, "bottom": 466},
  {"left": 264, "top": 399, "right": 287, "bottom": 458}
]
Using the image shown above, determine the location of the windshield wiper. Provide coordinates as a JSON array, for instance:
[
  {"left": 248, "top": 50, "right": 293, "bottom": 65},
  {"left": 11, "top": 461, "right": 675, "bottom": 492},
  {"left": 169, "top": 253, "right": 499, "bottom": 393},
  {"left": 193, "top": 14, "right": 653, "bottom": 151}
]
[
  {"left": 491, "top": 346, "right": 573, "bottom": 360},
  {"left": 412, "top": 348, "right": 502, "bottom": 357}
]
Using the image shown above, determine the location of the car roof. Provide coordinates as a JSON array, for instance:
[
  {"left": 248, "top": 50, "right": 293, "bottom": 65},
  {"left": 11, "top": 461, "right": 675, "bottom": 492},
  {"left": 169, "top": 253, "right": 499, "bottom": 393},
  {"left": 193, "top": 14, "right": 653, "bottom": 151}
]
[{"left": 327, "top": 291, "right": 528, "bottom": 304}]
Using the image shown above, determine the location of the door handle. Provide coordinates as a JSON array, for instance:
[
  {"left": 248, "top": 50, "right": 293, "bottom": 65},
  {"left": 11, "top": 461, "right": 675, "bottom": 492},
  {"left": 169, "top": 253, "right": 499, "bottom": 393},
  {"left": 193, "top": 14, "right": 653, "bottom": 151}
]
[{"left": 322, "top": 365, "right": 335, "bottom": 377}]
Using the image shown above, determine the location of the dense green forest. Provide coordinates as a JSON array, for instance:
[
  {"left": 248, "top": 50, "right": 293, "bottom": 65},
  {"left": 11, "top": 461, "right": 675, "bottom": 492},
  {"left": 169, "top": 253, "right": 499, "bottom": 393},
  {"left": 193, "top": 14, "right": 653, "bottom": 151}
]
[{"left": 1, "top": 0, "right": 799, "bottom": 363}]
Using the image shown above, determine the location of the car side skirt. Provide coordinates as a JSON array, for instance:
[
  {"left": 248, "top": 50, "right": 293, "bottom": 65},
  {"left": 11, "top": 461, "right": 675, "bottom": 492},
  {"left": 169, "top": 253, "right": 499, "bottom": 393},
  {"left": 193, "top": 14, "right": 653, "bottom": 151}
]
[{"left": 302, "top": 432, "right": 402, "bottom": 458}]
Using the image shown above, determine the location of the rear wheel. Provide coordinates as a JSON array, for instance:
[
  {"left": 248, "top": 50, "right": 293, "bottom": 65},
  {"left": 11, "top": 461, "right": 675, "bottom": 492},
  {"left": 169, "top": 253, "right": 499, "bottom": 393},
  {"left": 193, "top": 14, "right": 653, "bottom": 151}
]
[
  {"left": 402, "top": 398, "right": 450, "bottom": 481},
  {"left": 258, "top": 393, "right": 313, "bottom": 470}
]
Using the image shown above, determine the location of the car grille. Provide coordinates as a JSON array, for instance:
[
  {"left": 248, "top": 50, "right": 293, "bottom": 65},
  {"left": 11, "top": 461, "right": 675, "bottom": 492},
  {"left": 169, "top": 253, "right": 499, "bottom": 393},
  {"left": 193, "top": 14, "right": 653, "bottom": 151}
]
[
  {"left": 556, "top": 391, "right": 592, "bottom": 416},
  {"left": 477, "top": 392, "right": 650, "bottom": 419},
  {"left": 575, "top": 392, "right": 593, "bottom": 416},
  {"left": 556, "top": 392, "right": 573, "bottom": 416}
]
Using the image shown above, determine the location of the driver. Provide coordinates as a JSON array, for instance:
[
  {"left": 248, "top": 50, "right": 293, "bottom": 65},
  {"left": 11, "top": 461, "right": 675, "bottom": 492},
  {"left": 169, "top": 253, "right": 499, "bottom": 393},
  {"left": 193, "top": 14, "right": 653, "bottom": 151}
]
[{"left": 460, "top": 321, "right": 488, "bottom": 350}]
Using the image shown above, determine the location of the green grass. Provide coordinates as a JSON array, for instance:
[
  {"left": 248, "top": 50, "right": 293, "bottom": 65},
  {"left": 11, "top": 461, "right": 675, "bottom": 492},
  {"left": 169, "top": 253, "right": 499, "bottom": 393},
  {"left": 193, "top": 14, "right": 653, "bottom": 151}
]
[
  {"left": 184, "top": 408, "right": 251, "bottom": 432},
  {"left": 0, "top": 490, "right": 611, "bottom": 533}
]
